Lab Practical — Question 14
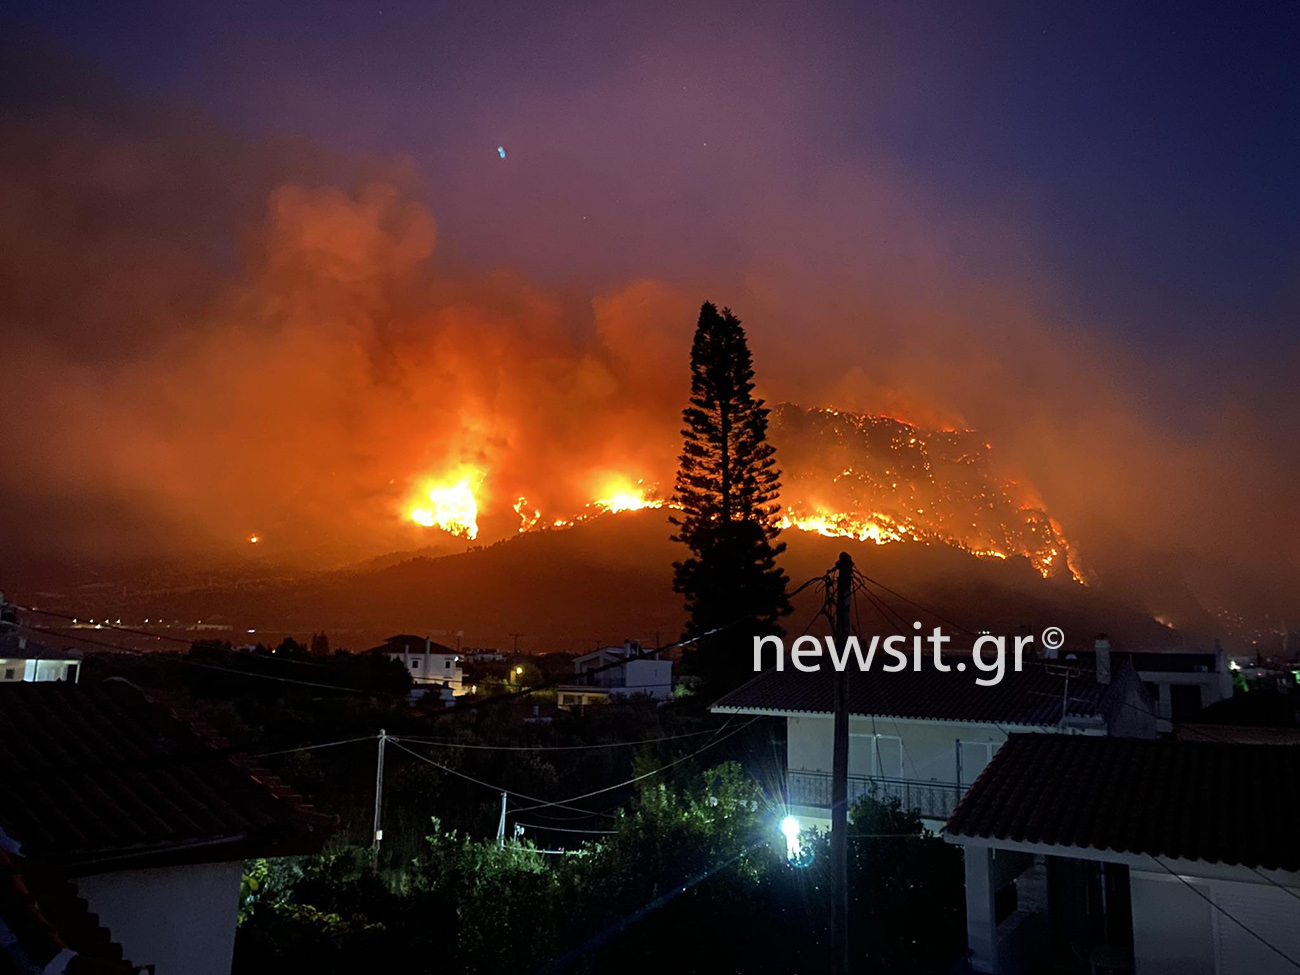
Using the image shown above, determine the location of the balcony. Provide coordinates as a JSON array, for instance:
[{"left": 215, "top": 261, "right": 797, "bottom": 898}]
[{"left": 787, "top": 769, "right": 964, "bottom": 821}]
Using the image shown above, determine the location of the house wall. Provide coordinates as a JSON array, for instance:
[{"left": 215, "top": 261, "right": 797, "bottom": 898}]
[
  {"left": 787, "top": 715, "right": 1009, "bottom": 787},
  {"left": 389, "top": 651, "right": 464, "bottom": 692},
  {"left": 75, "top": 860, "right": 244, "bottom": 975},
  {"left": 618, "top": 660, "right": 673, "bottom": 699},
  {"left": 1131, "top": 870, "right": 1300, "bottom": 975}
]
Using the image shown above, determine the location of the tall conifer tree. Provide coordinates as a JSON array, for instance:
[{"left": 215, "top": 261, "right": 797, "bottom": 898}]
[{"left": 671, "top": 302, "right": 790, "bottom": 689}]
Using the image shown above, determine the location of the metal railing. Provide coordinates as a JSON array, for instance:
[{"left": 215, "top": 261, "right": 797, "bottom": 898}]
[{"left": 787, "top": 769, "right": 964, "bottom": 820}]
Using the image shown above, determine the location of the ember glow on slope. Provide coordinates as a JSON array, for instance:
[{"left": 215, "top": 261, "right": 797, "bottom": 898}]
[{"left": 404, "top": 423, "right": 1082, "bottom": 583}]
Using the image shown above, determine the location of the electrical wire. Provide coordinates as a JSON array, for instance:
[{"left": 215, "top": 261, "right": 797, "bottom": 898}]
[
  {"left": 515, "top": 823, "right": 618, "bottom": 835},
  {"left": 508, "top": 716, "right": 759, "bottom": 815},
  {"left": 1146, "top": 855, "right": 1300, "bottom": 970},
  {"left": 386, "top": 738, "right": 617, "bottom": 819},
  {"left": 19, "top": 623, "right": 376, "bottom": 693},
  {"left": 246, "top": 734, "right": 377, "bottom": 758},
  {"left": 388, "top": 726, "right": 725, "bottom": 751},
  {"left": 853, "top": 569, "right": 976, "bottom": 637}
]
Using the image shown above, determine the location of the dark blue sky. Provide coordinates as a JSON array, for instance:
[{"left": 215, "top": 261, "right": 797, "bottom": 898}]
[{"left": 10, "top": 0, "right": 1298, "bottom": 348}]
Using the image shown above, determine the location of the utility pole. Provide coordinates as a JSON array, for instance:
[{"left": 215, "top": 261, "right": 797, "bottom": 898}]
[
  {"left": 830, "top": 551, "right": 853, "bottom": 975},
  {"left": 496, "top": 791, "right": 508, "bottom": 846},
  {"left": 372, "top": 729, "right": 387, "bottom": 869},
  {"left": 510, "top": 632, "right": 523, "bottom": 653}
]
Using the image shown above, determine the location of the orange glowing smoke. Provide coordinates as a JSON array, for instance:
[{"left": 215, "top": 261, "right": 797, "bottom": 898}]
[{"left": 409, "top": 474, "right": 480, "bottom": 539}]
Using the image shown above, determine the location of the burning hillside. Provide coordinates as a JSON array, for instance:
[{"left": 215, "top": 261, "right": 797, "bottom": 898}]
[
  {"left": 769, "top": 405, "right": 1083, "bottom": 581},
  {"left": 402, "top": 403, "right": 1082, "bottom": 583}
]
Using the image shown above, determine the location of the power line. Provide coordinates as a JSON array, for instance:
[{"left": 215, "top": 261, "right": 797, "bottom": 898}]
[
  {"left": 1249, "top": 865, "right": 1300, "bottom": 905},
  {"left": 853, "top": 570, "right": 976, "bottom": 637},
  {"left": 508, "top": 716, "right": 758, "bottom": 815},
  {"left": 389, "top": 717, "right": 758, "bottom": 821},
  {"left": 17, "top": 605, "right": 359, "bottom": 672},
  {"left": 1147, "top": 855, "right": 1300, "bottom": 970},
  {"left": 247, "top": 734, "right": 377, "bottom": 758},
  {"left": 515, "top": 823, "right": 618, "bottom": 835},
  {"left": 388, "top": 726, "right": 726, "bottom": 751},
  {"left": 19, "top": 623, "right": 376, "bottom": 694},
  {"left": 386, "top": 738, "right": 617, "bottom": 819}
]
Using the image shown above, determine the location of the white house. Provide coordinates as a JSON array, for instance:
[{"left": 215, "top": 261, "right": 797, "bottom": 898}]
[
  {"left": 556, "top": 641, "right": 674, "bottom": 707},
  {"left": 0, "top": 632, "right": 82, "bottom": 684},
  {"left": 369, "top": 634, "right": 465, "bottom": 698},
  {"left": 0, "top": 678, "right": 332, "bottom": 975},
  {"left": 712, "top": 642, "right": 1156, "bottom": 829},
  {"left": 944, "top": 733, "right": 1300, "bottom": 975}
]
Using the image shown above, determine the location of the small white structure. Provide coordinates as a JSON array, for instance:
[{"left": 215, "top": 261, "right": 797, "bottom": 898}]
[
  {"left": 369, "top": 634, "right": 465, "bottom": 697},
  {"left": 0, "top": 628, "right": 82, "bottom": 684},
  {"left": 945, "top": 734, "right": 1300, "bottom": 975},
  {"left": 557, "top": 641, "right": 673, "bottom": 707}
]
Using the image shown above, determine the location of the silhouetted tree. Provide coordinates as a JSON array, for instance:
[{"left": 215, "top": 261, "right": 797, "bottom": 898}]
[
  {"left": 671, "top": 302, "right": 789, "bottom": 690},
  {"left": 309, "top": 632, "right": 331, "bottom": 656}
]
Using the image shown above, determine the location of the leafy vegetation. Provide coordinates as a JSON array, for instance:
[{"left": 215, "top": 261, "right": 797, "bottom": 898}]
[{"left": 234, "top": 764, "right": 964, "bottom": 974}]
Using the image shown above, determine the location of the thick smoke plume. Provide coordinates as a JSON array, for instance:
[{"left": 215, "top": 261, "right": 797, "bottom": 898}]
[{"left": 2, "top": 35, "right": 1297, "bottom": 637}]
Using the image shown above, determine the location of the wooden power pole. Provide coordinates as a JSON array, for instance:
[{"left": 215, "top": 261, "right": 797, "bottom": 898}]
[
  {"left": 830, "top": 551, "right": 854, "bottom": 975},
  {"left": 371, "top": 728, "right": 387, "bottom": 869}
]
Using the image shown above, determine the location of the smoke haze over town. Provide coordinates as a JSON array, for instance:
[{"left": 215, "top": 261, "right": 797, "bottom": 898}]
[{"left": 2, "top": 5, "right": 1298, "bottom": 641}]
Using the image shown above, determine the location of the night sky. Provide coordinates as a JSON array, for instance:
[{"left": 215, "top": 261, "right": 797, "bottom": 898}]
[{"left": 2, "top": 3, "right": 1298, "bottom": 626}]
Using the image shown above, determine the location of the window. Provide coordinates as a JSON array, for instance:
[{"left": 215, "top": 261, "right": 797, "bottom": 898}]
[
  {"left": 3, "top": 669, "right": 12, "bottom": 680},
  {"left": 411, "top": 660, "right": 420, "bottom": 669}
]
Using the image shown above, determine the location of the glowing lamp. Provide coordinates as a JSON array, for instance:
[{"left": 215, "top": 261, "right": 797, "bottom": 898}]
[{"left": 780, "top": 815, "right": 802, "bottom": 861}]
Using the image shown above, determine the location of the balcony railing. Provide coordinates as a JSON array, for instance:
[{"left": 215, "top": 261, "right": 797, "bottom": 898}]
[{"left": 787, "top": 769, "right": 964, "bottom": 821}]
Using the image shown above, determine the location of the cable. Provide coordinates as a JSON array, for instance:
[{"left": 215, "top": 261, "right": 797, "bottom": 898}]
[
  {"left": 17, "top": 605, "right": 362, "bottom": 672},
  {"left": 853, "top": 570, "right": 976, "bottom": 637},
  {"left": 247, "top": 734, "right": 377, "bottom": 758},
  {"left": 1249, "top": 866, "right": 1300, "bottom": 905},
  {"left": 19, "top": 624, "right": 375, "bottom": 694},
  {"left": 16, "top": 606, "right": 194, "bottom": 645},
  {"left": 515, "top": 823, "right": 618, "bottom": 835},
  {"left": 508, "top": 716, "right": 758, "bottom": 815},
  {"left": 388, "top": 727, "right": 725, "bottom": 751},
  {"left": 1147, "top": 855, "right": 1300, "bottom": 970},
  {"left": 386, "top": 739, "right": 616, "bottom": 819}
]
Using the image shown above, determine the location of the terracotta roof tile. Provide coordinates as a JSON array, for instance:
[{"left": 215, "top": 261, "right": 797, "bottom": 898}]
[
  {"left": 0, "top": 680, "right": 333, "bottom": 873},
  {"left": 944, "top": 734, "right": 1300, "bottom": 871}
]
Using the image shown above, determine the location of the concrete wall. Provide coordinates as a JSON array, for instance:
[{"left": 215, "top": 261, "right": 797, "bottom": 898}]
[
  {"left": 1131, "top": 870, "right": 1300, "bottom": 975},
  {"left": 75, "top": 860, "right": 244, "bottom": 975},
  {"left": 787, "top": 715, "right": 1008, "bottom": 787}
]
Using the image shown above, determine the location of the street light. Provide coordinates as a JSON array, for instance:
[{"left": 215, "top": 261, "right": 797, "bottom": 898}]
[{"left": 780, "top": 816, "right": 801, "bottom": 861}]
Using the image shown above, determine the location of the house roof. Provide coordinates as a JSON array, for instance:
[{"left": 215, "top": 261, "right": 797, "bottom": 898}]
[
  {"left": 944, "top": 733, "right": 1300, "bottom": 872},
  {"left": 711, "top": 659, "right": 1131, "bottom": 728},
  {"left": 0, "top": 680, "right": 333, "bottom": 875},
  {"left": 369, "top": 635, "right": 456, "bottom": 655},
  {"left": 0, "top": 632, "right": 83, "bottom": 662},
  {"left": 0, "top": 848, "right": 133, "bottom": 973}
]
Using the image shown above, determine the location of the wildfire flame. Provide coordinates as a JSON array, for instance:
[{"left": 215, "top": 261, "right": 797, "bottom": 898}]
[
  {"left": 778, "top": 509, "right": 911, "bottom": 545},
  {"left": 514, "top": 497, "right": 542, "bottom": 533},
  {"left": 409, "top": 475, "right": 480, "bottom": 539},
  {"left": 593, "top": 476, "right": 663, "bottom": 514}
]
